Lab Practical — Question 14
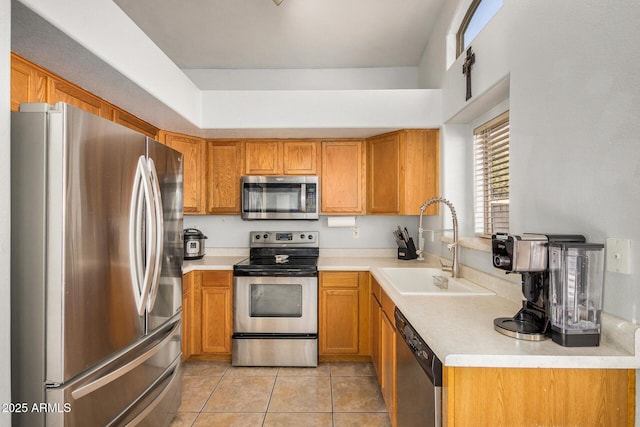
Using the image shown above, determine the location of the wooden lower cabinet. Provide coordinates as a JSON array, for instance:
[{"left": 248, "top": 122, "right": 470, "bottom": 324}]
[
  {"left": 370, "top": 275, "right": 397, "bottom": 425},
  {"left": 182, "top": 272, "right": 194, "bottom": 361},
  {"left": 185, "top": 270, "right": 233, "bottom": 361},
  {"left": 319, "top": 271, "right": 370, "bottom": 361},
  {"left": 444, "top": 366, "right": 635, "bottom": 427},
  {"left": 200, "top": 271, "right": 233, "bottom": 356}
]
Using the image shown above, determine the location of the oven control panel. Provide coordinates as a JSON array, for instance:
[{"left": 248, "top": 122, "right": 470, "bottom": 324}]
[{"left": 250, "top": 231, "right": 319, "bottom": 247}]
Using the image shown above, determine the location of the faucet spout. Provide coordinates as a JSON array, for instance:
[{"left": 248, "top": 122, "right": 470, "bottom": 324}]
[{"left": 417, "top": 197, "right": 460, "bottom": 278}]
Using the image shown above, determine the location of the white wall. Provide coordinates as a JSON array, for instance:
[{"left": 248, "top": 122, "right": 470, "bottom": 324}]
[
  {"left": 420, "top": 3, "right": 640, "bottom": 415},
  {"left": 1, "top": 0, "right": 12, "bottom": 425},
  {"left": 185, "top": 67, "right": 420, "bottom": 90},
  {"left": 185, "top": 215, "right": 441, "bottom": 251}
]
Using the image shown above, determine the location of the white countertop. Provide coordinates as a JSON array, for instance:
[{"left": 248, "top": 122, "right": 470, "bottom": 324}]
[{"left": 183, "top": 252, "right": 640, "bottom": 369}]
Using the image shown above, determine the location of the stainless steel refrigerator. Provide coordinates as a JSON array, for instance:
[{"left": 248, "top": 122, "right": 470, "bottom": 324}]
[{"left": 11, "top": 102, "right": 184, "bottom": 426}]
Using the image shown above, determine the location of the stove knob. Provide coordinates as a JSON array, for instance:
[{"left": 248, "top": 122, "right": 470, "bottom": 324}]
[
  {"left": 308, "top": 235, "right": 314, "bottom": 240},
  {"left": 300, "top": 234, "right": 306, "bottom": 239},
  {"left": 263, "top": 233, "right": 269, "bottom": 239},
  {"left": 254, "top": 234, "right": 260, "bottom": 240}
]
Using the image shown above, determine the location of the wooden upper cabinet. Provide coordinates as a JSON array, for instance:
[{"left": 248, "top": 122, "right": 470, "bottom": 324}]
[
  {"left": 245, "top": 140, "right": 320, "bottom": 175},
  {"left": 283, "top": 140, "right": 320, "bottom": 175},
  {"left": 245, "top": 140, "right": 283, "bottom": 175},
  {"left": 48, "top": 76, "right": 113, "bottom": 120},
  {"left": 11, "top": 53, "right": 47, "bottom": 110},
  {"left": 11, "top": 53, "right": 159, "bottom": 138},
  {"left": 367, "top": 130, "right": 439, "bottom": 215},
  {"left": 113, "top": 109, "right": 159, "bottom": 139},
  {"left": 321, "top": 140, "right": 366, "bottom": 214},
  {"left": 206, "top": 140, "right": 244, "bottom": 214},
  {"left": 159, "top": 131, "right": 206, "bottom": 214}
]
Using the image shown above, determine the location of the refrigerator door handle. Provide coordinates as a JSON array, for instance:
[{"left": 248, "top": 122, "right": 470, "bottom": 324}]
[
  {"left": 146, "top": 158, "right": 164, "bottom": 312},
  {"left": 70, "top": 320, "right": 180, "bottom": 400},
  {"left": 129, "top": 156, "right": 157, "bottom": 316}
]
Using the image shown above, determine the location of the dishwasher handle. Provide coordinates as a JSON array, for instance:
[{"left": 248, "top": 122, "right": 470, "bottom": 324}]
[{"left": 395, "top": 308, "right": 443, "bottom": 387}]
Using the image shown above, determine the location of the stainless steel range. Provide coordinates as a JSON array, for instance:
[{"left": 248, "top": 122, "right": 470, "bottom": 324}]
[{"left": 232, "top": 231, "right": 319, "bottom": 367}]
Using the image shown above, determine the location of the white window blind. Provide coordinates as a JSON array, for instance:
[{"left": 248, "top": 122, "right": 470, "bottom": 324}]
[{"left": 473, "top": 111, "right": 509, "bottom": 237}]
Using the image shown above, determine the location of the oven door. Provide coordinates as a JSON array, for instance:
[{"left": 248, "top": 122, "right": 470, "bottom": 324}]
[{"left": 234, "top": 275, "right": 318, "bottom": 334}]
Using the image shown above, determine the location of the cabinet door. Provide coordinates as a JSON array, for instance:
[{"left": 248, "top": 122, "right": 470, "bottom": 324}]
[
  {"left": 206, "top": 140, "right": 244, "bottom": 214},
  {"left": 367, "top": 133, "right": 400, "bottom": 214},
  {"left": 380, "top": 309, "right": 397, "bottom": 424},
  {"left": 283, "top": 140, "right": 320, "bottom": 175},
  {"left": 161, "top": 132, "right": 206, "bottom": 214},
  {"left": 320, "top": 288, "right": 360, "bottom": 354},
  {"left": 200, "top": 271, "right": 233, "bottom": 355},
  {"left": 47, "top": 76, "right": 113, "bottom": 120},
  {"left": 11, "top": 53, "right": 47, "bottom": 111},
  {"left": 245, "top": 140, "right": 282, "bottom": 175},
  {"left": 113, "top": 109, "right": 159, "bottom": 139},
  {"left": 182, "top": 272, "right": 193, "bottom": 361},
  {"left": 370, "top": 292, "right": 382, "bottom": 384},
  {"left": 319, "top": 271, "right": 369, "bottom": 358},
  {"left": 401, "top": 130, "right": 440, "bottom": 215},
  {"left": 321, "top": 140, "right": 366, "bottom": 214}
]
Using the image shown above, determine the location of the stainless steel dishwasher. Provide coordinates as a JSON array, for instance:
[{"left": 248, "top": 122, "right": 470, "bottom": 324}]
[{"left": 395, "top": 308, "right": 443, "bottom": 427}]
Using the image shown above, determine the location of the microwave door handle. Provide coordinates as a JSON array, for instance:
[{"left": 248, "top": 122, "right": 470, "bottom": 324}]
[{"left": 300, "top": 183, "right": 306, "bottom": 212}]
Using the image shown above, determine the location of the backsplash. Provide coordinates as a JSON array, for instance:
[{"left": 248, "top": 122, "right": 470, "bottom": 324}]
[{"left": 183, "top": 215, "right": 441, "bottom": 249}]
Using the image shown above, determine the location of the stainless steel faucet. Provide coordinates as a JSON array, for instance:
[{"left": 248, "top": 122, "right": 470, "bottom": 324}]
[{"left": 417, "top": 197, "right": 460, "bottom": 278}]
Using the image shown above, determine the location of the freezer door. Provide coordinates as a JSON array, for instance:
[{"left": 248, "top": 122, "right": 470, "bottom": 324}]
[
  {"left": 52, "top": 104, "right": 148, "bottom": 383},
  {"left": 146, "top": 139, "right": 184, "bottom": 332},
  {"left": 42, "top": 318, "right": 182, "bottom": 427}
]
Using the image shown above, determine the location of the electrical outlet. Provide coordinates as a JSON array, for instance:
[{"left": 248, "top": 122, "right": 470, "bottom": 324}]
[
  {"left": 352, "top": 226, "right": 360, "bottom": 239},
  {"left": 606, "top": 238, "right": 631, "bottom": 274}
]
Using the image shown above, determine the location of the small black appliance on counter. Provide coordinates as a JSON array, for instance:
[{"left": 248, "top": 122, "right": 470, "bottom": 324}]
[
  {"left": 184, "top": 228, "right": 207, "bottom": 260},
  {"left": 491, "top": 233, "right": 586, "bottom": 342}
]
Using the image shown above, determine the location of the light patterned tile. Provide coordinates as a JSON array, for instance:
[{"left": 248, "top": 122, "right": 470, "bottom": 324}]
[
  {"left": 333, "top": 412, "right": 392, "bottom": 427},
  {"left": 192, "top": 412, "right": 265, "bottom": 427},
  {"left": 268, "top": 376, "right": 332, "bottom": 413},
  {"left": 331, "top": 376, "right": 387, "bottom": 412},
  {"left": 168, "top": 411, "right": 198, "bottom": 427},
  {"left": 182, "top": 361, "right": 230, "bottom": 377},
  {"left": 263, "top": 412, "right": 333, "bottom": 427},
  {"left": 224, "top": 366, "right": 279, "bottom": 377},
  {"left": 277, "top": 363, "right": 330, "bottom": 377},
  {"left": 202, "top": 375, "right": 275, "bottom": 412},
  {"left": 330, "top": 362, "right": 376, "bottom": 377},
  {"left": 179, "top": 375, "right": 221, "bottom": 412}
]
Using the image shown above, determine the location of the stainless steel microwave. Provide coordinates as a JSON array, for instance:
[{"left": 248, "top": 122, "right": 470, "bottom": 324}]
[{"left": 241, "top": 176, "right": 319, "bottom": 220}]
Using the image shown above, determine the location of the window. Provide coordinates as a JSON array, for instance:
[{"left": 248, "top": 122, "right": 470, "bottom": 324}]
[
  {"left": 473, "top": 111, "right": 509, "bottom": 237},
  {"left": 457, "top": 0, "right": 503, "bottom": 56}
]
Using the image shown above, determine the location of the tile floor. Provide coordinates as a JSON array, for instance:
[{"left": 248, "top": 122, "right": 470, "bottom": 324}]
[{"left": 169, "top": 361, "right": 391, "bottom": 427}]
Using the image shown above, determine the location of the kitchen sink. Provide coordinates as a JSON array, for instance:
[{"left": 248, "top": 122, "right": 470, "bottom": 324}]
[{"left": 378, "top": 267, "right": 494, "bottom": 296}]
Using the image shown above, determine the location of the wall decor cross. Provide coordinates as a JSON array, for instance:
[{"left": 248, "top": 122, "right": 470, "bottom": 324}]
[{"left": 462, "top": 46, "right": 476, "bottom": 101}]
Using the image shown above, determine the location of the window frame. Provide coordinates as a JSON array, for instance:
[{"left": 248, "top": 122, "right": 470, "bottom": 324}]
[
  {"left": 456, "top": 0, "right": 482, "bottom": 57},
  {"left": 473, "top": 111, "right": 510, "bottom": 238}
]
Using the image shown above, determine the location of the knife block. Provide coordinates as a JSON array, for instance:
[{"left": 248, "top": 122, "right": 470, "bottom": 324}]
[{"left": 397, "top": 238, "right": 418, "bottom": 260}]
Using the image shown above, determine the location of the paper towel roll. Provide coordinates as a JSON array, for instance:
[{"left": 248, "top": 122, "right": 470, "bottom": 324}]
[{"left": 327, "top": 216, "right": 356, "bottom": 227}]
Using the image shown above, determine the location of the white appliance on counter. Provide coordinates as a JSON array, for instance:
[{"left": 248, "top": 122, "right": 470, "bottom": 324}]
[{"left": 11, "top": 103, "right": 184, "bottom": 426}]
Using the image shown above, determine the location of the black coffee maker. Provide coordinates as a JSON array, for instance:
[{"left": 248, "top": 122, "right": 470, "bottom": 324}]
[{"left": 491, "top": 233, "right": 585, "bottom": 341}]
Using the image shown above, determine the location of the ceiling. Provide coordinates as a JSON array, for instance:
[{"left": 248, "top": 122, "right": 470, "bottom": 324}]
[{"left": 113, "top": 0, "right": 445, "bottom": 70}]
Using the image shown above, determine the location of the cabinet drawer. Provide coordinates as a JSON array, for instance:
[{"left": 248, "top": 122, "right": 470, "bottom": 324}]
[
  {"left": 202, "top": 271, "right": 232, "bottom": 288},
  {"left": 320, "top": 271, "right": 360, "bottom": 289}
]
